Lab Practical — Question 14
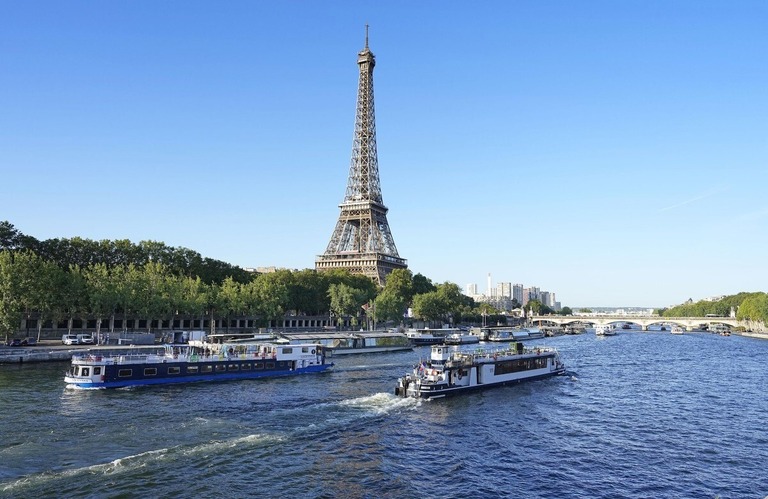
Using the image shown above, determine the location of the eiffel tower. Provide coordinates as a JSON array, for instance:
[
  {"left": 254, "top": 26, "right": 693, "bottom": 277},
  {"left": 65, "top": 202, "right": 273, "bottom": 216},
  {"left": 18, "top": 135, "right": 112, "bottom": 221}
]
[{"left": 316, "top": 27, "right": 407, "bottom": 285}]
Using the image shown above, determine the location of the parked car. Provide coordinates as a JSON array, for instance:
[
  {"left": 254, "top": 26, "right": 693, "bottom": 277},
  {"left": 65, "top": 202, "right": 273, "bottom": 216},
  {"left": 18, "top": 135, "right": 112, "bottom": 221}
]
[
  {"left": 21, "top": 337, "right": 37, "bottom": 346},
  {"left": 77, "top": 334, "right": 94, "bottom": 345},
  {"left": 62, "top": 334, "right": 79, "bottom": 345},
  {"left": 6, "top": 338, "right": 22, "bottom": 347}
]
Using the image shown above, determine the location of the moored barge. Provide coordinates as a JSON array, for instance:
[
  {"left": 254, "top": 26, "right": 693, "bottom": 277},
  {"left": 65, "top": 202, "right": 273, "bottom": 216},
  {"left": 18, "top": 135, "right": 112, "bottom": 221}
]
[
  {"left": 64, "top": 341, "right": 332, "bottom": 389},
  {"left": 395, "top": 343, "right": 565, "bottom": 400}
]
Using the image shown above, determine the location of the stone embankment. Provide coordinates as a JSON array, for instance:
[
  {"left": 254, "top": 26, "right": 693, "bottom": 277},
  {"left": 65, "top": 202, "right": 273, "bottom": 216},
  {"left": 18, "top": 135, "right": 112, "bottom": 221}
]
[
  {"left": 0, "top": 343, "right": 161, "bottom": 365},
  {"left": 0, "top": 347, "right": 74, "bottom": 364}
]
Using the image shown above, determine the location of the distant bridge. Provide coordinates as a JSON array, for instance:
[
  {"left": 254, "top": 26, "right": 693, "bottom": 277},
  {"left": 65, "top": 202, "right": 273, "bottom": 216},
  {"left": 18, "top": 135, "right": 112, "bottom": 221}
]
[{"left": 529, "top": 314, "right": 741, "bottom": 332}]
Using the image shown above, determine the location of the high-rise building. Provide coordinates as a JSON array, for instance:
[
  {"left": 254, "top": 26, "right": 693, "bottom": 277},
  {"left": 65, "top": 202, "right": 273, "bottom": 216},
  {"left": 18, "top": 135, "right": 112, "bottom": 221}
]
[
  {"left": 513, "top": 284, "right": 524, "bottom": 304},
  {"left": 316, "top": 28, "right": 407, "bottom": 285}
]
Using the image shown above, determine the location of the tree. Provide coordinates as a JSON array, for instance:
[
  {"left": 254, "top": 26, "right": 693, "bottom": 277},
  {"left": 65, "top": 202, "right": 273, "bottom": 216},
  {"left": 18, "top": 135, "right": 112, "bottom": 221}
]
[
  {"left": 328, "top": 283, "right": 368, "bottom": 328},
  {"left": 560, "top": 306, "right": 573, "bottom": 316},
  {"left": 736, "top": 293, "right": 768, "bottom": 323},
  {"left": 411, "top": 291, "right": 445, "bottom": 325},
  {"left": 411, "top": 273, "right": 436, "bottom": 295},
  {"left": 0, "top": 251, "right": 22, "bottom": 339},
  {"left": 0, "top": 221, "right": 39, "bottom": 252},
  {"left": 246, "top": 272, "right": 289, "bottom": 327},
  {"left": 374, "top": 269, "right": 413, "bottom": 325},
  {"left": 83, "top": 263, "right": 124, "bottom": 339}
]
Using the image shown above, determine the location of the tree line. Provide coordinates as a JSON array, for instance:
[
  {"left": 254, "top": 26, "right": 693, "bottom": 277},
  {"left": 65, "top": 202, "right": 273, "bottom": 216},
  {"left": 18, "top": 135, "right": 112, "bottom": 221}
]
[
  {"left": 1, "top": 221, "right": 531, "bottom": 339},
  {"left": 657, "top": 292, "right": 768, "bottom": 323}
]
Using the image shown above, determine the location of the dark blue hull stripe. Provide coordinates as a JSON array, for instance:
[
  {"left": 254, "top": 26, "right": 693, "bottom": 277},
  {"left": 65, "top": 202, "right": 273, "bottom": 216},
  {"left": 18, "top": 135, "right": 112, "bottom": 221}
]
[
  {"left": 68, "top": 364, "right": 333, "bottom": 389},
  {"left": 417, "top": 370, "right": 564, "bottom": 399}
]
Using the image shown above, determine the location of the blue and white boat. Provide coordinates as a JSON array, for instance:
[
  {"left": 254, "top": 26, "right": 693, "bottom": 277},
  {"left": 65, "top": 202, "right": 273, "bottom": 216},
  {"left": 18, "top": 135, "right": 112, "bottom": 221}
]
[
  {"left": 404, "top": 328, "right": 458, "bottom": 345},
  {"left": 395, "top": 343, "right": 565, "bottom": 400},
  {"left": 64, "top": 341, "right": 332, "bottom": 389}
]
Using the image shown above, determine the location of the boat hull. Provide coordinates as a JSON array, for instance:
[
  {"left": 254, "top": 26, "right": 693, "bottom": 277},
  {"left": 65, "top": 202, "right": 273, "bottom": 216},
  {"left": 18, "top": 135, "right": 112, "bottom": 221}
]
[
  {"left": 65, "top": 362, "right": 333, "bottom": 389},
  {"left": 328, "top": 345, "right": 413, "bottom": 355},
  {"left": 64, "top": 364, "right": 333, "bottom": 390},
  {"left": 400, "top": 369, "right": 564, "bottom": 400}
]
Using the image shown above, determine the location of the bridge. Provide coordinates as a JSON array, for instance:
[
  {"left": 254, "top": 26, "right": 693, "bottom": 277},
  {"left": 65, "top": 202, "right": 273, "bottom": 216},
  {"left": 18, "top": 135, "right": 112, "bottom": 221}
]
[{"left": 529, "top": 315, "right": 742, "bottom": 332}]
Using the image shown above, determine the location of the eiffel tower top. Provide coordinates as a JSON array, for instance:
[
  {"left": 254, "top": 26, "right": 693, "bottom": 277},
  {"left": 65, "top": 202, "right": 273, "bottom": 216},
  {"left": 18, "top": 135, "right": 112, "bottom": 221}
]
[
  {"left": 345, "top": 25, "right": 382, "bottom": 206},
  {"left": 357, "top": 24, "right": 374, "bottom": 66}
]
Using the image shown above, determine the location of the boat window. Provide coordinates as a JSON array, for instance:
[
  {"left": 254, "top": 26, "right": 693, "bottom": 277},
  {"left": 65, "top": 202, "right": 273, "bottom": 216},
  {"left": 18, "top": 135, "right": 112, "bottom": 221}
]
[
  {"left": 144, "top": 368, "right": 157, "bottom": 376},
  {"left": 187, "top": 366, "right": 199, "bottom": 374},
  {"left": 254, "top": 362, "right": 264, "bottom": 370},
  {"left": 201, "top": 365, "right": 212, "bottom": 373},
  {"left": 118, "top": 369, "right": 132, "bottom": 377},
  {"left": 242, "top": 364, "right": 251, "bottom": 370},
  {"left": 168, "top": 367, "right": 180, "bottom": 375},
  {"left": 282, "top": 347, "right": 293, "bottom": 354},
  {"left": 93, "top": 367, "right": 102, "bottom": 375},
  {"left": 265, "top": 362, "right": 275, "bottom": 369},
  {"left": 81, "top": 367, "right": 90, "bottom": 376},
  {"left": 215, "top": 365, "right": 226, "bottom": 372},
  {"left": 228, "top": 364, "right": 239, "bottom": 371}
]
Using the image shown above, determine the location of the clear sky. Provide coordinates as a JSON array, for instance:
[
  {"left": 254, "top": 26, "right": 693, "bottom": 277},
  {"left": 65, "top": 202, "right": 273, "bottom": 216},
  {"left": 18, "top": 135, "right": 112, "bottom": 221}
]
[{"left": 2, "top": 1, "right": 767, "bottom": 308}]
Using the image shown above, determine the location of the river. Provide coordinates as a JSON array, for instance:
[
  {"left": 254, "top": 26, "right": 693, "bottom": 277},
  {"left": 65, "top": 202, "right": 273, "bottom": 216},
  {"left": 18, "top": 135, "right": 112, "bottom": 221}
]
[{"left": 1, "top": 331, "right": 766, "bottom": 498}]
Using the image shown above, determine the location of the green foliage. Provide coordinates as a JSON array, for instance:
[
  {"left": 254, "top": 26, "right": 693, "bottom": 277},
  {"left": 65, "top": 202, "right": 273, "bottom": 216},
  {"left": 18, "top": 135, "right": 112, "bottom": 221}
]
[
  {"left": 328, "top": 283, "right": 369, "bottom": 326},
  {"left": 560, "top": 306, "right": 573, "bottom": 316},
  {"left": 411, "top": 273, "right": 436, "bottom": 295},
  {"left": 3, "top": 220, "right": 251, "bottom": 285},
  {"left": 736, "top": 293, "right": 768, "bottom": 322},
  {"left": 661, "top": 292, "right": 761, "bottom": 318}
]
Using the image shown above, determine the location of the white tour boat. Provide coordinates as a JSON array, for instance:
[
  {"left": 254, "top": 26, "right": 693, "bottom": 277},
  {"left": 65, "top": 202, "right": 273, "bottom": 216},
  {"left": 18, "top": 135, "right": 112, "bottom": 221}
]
[
  {"left": 443, "top": 332, "right": 480, "bottom": 345},
  {"left": 595, "top": 324, "right": 617, "bottom": 336},
  {"left": 404, "top": 328, "right": 458, "bottom": 345},
  {"left": 395, "top": 343, "right": 565, "bottom": 400}
]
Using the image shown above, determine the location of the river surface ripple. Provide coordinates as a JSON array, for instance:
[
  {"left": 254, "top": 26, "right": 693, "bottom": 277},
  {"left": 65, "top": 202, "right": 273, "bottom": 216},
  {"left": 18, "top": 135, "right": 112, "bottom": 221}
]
[{"left": 1, "top": 332, "right": 766, "bottom": 498}]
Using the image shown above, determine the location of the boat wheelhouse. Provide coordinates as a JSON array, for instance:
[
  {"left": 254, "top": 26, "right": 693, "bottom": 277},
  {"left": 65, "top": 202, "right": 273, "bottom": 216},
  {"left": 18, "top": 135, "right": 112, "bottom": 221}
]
[
  {"left": 395, "top": 343, "right": 565, "bottom": 400},
  {"left": 64, "top": 341, "right": 332, "bottom": 389}
]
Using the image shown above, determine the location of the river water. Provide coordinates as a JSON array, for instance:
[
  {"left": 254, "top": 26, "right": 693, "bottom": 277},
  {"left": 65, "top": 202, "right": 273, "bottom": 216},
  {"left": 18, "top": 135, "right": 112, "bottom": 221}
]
[{"left": 1, "top": 331, "right": 766, "bottom": 498}]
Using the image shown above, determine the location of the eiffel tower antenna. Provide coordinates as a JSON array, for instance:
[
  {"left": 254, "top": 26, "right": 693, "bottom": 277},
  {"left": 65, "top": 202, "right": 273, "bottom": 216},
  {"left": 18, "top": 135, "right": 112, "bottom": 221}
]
[{"left": 316, "top": 27, "right": 407, "bottom": 285}]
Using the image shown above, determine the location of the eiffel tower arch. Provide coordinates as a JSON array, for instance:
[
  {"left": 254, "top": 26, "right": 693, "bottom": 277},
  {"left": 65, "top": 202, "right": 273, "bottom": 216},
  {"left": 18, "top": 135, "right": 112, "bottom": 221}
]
[{"left": 315, "top": 28, "right": 407, "bottom": 285}]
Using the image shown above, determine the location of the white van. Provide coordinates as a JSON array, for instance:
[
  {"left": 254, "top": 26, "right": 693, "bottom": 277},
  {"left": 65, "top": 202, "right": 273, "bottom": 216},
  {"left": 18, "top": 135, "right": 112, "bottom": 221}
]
[{"left": 62, "top": 334, "right": 79, "bottom": 345}]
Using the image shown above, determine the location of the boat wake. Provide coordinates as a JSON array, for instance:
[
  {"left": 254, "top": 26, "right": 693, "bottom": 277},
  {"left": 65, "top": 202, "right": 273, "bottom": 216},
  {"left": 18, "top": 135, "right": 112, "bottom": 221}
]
[
  {"left": 0, "top": 432, "right": 283, "bottom": 496},
  {"left": 337, "top": 392, "right": 418, "bottom": 414}
]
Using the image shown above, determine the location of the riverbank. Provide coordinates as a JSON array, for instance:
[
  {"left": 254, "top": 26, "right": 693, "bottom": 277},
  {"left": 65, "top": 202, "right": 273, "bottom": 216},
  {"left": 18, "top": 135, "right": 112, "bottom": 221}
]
[{"left": 0, "top": 342, "right": 161, "bottom": 365}]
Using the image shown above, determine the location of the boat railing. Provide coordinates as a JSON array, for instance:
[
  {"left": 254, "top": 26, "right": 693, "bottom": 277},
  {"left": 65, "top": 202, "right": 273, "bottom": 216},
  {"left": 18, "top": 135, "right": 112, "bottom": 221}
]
[{"left": 447, "top": 345, "right": 558, "bottom": 364}]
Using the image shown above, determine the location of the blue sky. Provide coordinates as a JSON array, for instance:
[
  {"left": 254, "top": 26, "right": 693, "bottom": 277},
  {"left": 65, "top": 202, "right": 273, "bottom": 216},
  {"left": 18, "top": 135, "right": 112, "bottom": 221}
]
[{"left": 2, "top": 1, "right": 766, "bottom": 308}]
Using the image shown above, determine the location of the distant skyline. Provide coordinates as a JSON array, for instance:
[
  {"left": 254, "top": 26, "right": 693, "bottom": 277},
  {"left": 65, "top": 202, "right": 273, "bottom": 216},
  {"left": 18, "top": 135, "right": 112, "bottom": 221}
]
[{"left": 3, "top": 2, "right": 767, "bottom": 308}]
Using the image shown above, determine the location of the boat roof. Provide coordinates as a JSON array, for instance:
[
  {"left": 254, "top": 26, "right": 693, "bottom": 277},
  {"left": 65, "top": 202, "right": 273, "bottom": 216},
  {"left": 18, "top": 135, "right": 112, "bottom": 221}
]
[{"left": 280, "top": 331, "right": 406, "bottom": 341}]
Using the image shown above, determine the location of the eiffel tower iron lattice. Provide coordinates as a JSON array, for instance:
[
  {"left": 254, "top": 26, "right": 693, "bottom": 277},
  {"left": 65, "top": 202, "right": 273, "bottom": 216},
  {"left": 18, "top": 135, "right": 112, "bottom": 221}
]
[{"left": 315, "top": 28, "right": 407, "bottom": 285}]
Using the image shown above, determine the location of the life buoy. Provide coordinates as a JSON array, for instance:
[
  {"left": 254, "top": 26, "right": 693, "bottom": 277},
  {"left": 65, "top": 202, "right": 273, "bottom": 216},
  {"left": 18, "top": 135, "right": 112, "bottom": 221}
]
[
  {"left": 100, "top": 375, "right": 105, "bottom": 382},
  {"left": 311, "top": 349, "right": 316, "bottom": 354}
]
